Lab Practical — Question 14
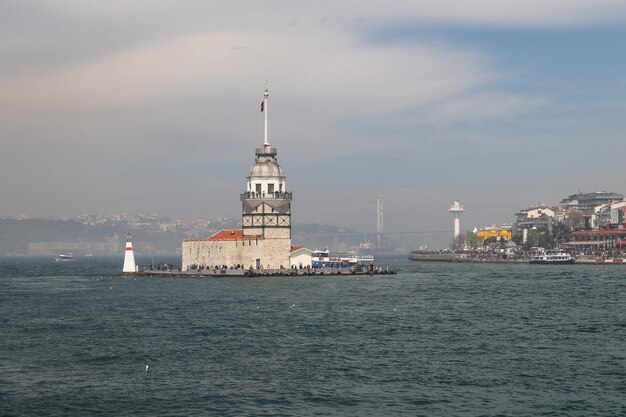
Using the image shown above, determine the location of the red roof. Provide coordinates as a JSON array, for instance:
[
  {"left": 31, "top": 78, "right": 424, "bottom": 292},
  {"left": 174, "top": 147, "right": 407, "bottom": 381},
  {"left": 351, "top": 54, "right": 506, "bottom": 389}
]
[
  {"left": 183, "top": 229, "right": 263, "bottom": 242},
  {"left": 291, "top": 245, "right": 304, "bottom": 251},
  {"left": 572, "top": 230, "right": 626, "bottom": 236}
]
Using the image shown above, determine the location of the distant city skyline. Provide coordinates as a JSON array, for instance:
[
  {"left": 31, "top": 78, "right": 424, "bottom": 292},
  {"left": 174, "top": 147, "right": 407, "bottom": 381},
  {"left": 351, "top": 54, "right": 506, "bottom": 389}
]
[{"left": 2, "top": 1, "right": 626, "bottom": 244}]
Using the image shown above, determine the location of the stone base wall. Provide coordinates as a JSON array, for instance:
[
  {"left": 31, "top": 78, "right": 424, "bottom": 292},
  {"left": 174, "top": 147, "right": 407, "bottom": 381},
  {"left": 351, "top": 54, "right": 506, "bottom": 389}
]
[{"left": 182, "top": 237, "right": 291, "bottom": 271}]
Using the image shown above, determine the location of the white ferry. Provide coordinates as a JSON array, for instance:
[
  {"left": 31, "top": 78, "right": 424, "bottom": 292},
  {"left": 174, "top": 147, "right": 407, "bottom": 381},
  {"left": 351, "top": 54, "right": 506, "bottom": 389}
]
[
  {"left": 54, "top": 253, "right": 75, "bottom": 262},
  {"left": 311, "top": 248, "right": 374, "bottom": 268},
  {"left": 529, "top": 250, "right": 574, "bottom": 265}
]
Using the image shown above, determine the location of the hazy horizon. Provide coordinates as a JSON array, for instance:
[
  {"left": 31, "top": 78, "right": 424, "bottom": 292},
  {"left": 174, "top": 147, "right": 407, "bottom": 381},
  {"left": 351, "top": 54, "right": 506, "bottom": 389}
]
[{"left": 2, "top": 1, "right": 625, "bottom": 241}]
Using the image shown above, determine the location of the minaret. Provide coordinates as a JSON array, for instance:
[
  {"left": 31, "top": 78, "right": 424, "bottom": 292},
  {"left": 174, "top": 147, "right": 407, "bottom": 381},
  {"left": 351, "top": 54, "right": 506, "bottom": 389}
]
[
  {"left": 448, "top": 200, "right": 465, "bottom": 241},
  {"left": 122, "top": 233, "right": 137, "bottom": 273},
  {"left": 241, "top": 82, "right": 292, "bottom": 239}
]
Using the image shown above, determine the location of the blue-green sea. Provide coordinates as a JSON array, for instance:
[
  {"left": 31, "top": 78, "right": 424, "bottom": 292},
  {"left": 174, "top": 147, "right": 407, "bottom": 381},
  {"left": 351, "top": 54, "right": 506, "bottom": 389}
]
[{"left": 1, "top": 256, "right": 624, "bottom": 416}]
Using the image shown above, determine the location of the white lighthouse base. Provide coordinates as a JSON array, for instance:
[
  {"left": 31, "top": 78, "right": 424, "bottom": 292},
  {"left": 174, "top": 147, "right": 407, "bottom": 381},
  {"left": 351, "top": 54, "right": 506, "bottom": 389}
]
[{"left": 123, "top": 244, "right": 137, "bottom": 273}]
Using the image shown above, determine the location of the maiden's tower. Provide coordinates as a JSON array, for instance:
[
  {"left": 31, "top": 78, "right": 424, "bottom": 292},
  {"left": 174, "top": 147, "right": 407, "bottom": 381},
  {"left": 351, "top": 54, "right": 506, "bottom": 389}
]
[{"left": 182, "top": 84, "right": 292, "bottom": 270}]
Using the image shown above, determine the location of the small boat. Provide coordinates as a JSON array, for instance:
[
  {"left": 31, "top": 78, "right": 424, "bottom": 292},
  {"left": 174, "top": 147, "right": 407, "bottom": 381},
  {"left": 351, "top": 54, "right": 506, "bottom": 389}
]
[
  {"left": 54, "top": 253, "right": 75, "bottom": 262},
  {"left": 311, "top": 248, "right": 374, "bottom": 268},
  {"left": 529, "top": 250, "right": 574, "bottom": 265}
]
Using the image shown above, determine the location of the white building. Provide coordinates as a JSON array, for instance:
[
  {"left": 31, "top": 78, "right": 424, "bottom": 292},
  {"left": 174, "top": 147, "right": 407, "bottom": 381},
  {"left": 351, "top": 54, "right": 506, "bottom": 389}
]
[
  {"left": 595, "top": 201, "right": 626, "bottom": 229},
  {"left": 290, "top": 246, "right": 313, "bottom": 268}
]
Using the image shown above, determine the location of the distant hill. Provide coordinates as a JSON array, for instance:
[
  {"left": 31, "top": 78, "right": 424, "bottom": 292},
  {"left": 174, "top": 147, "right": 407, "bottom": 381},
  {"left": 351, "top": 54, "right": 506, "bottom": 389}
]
[
  {"left": 0, "top": 218, "right": 116, "bottom": 255},
  {"left": 0, "top": 217, "right": 375, "bottom": 256},
  {"left": 0, "top": 217, "right": 237, "bottom": 256}
]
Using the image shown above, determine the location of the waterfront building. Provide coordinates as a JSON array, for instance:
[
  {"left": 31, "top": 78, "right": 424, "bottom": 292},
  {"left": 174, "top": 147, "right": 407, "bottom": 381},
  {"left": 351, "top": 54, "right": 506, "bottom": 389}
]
[
  {"left": 559, "top": 191, "right": 624, "bottom": 210},
  {"left": 592, "top": 201, "right": 626, "bottom": 229},
  {"left": 555, "top": 191, "right": 625, "bottom": 230},
  {"left": 182, "top": 84, "right": 293, "bottom": 271},
  {"left": 474, "top": 225, "right": 512, "bottom": 242},
  {"left": 564, "top": 229, "right": 626, "bottom": 252},
  {"left": 515, "top": 205, "right": 556, "bottom": 229},
  {"left": 514, "top": 205, "right": 556, "bottom": 244}
]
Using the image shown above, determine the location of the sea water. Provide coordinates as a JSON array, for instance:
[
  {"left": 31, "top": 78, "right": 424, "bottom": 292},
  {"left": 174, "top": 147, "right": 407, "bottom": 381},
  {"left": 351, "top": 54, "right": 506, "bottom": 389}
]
[{"left": 1, "top": 256, "right": 624, "bottom": 416}]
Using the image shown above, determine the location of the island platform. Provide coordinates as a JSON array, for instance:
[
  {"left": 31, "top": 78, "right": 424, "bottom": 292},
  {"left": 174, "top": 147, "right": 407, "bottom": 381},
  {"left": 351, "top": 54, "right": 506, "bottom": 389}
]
[{"left": 125, "top": 266, "right": 396, "bottom": 278}]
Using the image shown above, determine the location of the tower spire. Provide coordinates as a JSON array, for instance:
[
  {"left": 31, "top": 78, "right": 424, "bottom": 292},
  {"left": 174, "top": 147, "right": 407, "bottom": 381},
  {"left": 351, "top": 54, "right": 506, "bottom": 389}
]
[{"left": 263, "top": 79, "right": 269, "bottom": 146}]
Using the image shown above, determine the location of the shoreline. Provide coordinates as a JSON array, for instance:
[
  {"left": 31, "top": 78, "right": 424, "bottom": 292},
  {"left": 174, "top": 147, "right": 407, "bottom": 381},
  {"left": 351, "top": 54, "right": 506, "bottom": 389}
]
[{"left": 408, "top": 253, "right": 626, "bottom": 265}]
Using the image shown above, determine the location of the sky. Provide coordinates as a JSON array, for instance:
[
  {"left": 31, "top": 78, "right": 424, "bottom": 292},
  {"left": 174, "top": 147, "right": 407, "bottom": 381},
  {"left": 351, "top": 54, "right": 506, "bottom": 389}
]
[{"left": 2, "top": 0, "right": 626, "bottom": 246}]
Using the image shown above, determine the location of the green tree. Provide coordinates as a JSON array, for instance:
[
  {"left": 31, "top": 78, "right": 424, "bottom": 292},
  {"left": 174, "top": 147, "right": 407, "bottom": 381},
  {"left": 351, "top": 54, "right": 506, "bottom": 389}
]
[
  {"left": 522, "top": 223, "right": 572, "bottom": 250},
  {"left": 452, "top": 231, "right": 483, "bottom": 251}
]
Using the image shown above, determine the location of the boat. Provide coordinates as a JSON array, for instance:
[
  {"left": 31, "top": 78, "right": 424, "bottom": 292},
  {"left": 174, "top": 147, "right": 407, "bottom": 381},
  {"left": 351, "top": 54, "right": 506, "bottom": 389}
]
[
  {"left": 311, "top": 248, "right": 374, "bottom": 268},
  {"left": 529, "top": 250, "right": 574, "bottom": 265},
  {"left": 54, "top": 253, "right": 75, "bottom": 262}
]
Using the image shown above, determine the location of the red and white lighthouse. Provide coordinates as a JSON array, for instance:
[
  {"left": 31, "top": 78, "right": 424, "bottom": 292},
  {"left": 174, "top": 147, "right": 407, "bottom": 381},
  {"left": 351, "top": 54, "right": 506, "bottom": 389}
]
[{"left": 122, "top": 233, "right": 137, "bottom": 273}]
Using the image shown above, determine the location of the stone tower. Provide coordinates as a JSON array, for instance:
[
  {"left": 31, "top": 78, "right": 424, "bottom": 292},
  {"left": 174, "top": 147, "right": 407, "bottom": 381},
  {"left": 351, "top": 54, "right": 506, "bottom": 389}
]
[
  {"left": 240, "top": 82, "right": 292, "bottom": 240},
  {"left": 181, "top": 83, "right": 293, "bottom": 271}
]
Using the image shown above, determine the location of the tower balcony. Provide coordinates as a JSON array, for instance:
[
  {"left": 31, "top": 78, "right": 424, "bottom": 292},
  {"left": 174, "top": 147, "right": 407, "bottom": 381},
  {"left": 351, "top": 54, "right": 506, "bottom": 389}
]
[
  {"left": 255, "top": 147, "right": 277, "bottom": 157},
  {"left": 241, "top": 191, "right": 292, "bottom": 201}
]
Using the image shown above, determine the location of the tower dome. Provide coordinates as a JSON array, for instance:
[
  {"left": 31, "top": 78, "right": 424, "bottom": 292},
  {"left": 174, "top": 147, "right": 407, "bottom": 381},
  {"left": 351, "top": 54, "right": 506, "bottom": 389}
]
[
  {"left": 246, "top": 145, "right": 286, "bottom": 194},
  {"left": 249, "top": 158, "right": 284, "bottom": 178}
]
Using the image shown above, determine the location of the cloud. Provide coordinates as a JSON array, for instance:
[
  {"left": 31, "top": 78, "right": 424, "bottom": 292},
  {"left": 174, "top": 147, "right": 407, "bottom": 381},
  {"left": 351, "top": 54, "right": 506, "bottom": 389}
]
[
  {"left": 1, "top": 1, "right": 618, "bottom": 129},
  {"left": 413, "top": 91, "right": 546, "bottom": 126},
  {"left": 14, "top": 0, "right": 626, "bottom": 30},
  {"left": 1, "top": 31, "right": 487, "bottom": 109},
  {"left": 1, "top": 0, "right": 625, "bottom": 229},
  {"left": 350, "top": 0, "right": 626, "bottom": 27},
  {"left": 0, "top": 28, "right": 496, "bottom": 153}
]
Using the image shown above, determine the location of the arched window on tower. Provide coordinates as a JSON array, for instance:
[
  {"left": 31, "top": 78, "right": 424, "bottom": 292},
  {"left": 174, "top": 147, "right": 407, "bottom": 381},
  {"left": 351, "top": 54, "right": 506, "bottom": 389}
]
[
  {"left": 255, "top": 184, "right": 261, "bottom": 194},
  {"left": 268, "top": 184, "right": 274, "bottom": 194}
]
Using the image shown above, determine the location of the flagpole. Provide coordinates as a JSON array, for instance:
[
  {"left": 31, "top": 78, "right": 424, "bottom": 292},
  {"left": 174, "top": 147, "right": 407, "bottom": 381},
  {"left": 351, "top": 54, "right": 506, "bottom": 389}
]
[{"left": 263, "top": 81, "right": 269, "bottom": 146}]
